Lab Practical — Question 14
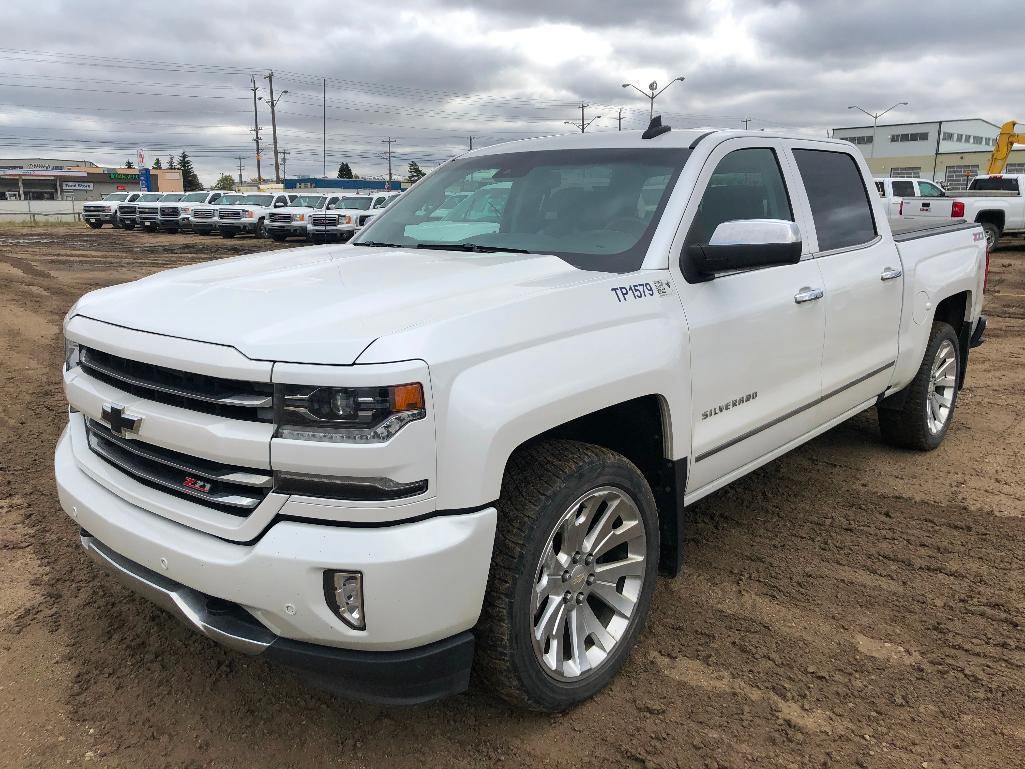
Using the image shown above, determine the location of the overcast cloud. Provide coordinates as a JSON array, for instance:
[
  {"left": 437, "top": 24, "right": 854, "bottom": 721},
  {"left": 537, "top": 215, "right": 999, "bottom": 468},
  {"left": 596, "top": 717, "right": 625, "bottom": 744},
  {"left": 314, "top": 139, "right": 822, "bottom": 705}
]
[{"left": 0, "top": 0, "right": 1016, "bottom": 183}]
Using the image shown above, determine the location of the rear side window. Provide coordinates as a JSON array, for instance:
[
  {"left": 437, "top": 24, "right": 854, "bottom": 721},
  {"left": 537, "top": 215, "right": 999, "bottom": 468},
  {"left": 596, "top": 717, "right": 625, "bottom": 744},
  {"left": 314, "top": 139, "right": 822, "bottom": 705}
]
[
  {"left": 969, "top": 177, "right": 1019, "bottom": 192},
  {"left": 686, "top": 148, "right": 793, "bottom": 247},
  {"left": 891, "top": 180, "right": 915, "bottom": 197},
  {"left": 794, "top": 149, "right": 877, "bottom": 252}
]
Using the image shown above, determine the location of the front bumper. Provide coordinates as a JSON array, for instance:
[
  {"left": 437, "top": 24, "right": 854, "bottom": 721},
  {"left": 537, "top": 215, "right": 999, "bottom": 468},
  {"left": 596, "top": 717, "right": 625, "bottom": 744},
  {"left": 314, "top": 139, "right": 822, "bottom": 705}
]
[
  {"left": 84, "top": 211, "right": 115, "bottom": 222},
  {"left": 191, "top": 220, "right": 218, "bottom": 233},
  {"left": 310, "top": 225, "right": 355, "bottom": 239},
  {"left": 266, "top": 223, "right": 310, "bottom": 237},
  {"left": 79, "top": 531, "right": 475, "bottom": 704},
  {"left": 217, "top": 221, "right": 258, "bottom": 235},
  {"left": 158, "top": 219, "right": 183, "bottom": 231}
]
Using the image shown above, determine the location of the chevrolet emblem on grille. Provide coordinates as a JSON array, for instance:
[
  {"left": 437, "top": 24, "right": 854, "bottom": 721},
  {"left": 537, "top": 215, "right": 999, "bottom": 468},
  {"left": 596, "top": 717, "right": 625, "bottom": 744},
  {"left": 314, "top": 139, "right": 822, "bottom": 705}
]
[{"left": 101, "top": 404, "right": 143, "bottom": 438}]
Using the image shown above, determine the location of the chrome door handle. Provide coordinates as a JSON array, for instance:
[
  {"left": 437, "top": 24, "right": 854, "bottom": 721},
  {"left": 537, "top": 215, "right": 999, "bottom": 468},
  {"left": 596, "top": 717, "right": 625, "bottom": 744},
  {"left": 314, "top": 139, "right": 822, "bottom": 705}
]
[
  {"left": 880, "top": 267, "right": 903, "bottom": 281},
  {"left": 794, "top": 287, "right": 824, "bottom": 304}
]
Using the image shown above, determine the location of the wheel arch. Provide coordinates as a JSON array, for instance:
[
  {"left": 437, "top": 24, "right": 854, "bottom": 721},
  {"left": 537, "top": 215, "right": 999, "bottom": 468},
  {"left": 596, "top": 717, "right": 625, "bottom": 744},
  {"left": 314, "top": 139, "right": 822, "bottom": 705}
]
[
  {"left": 932, "top": 290, "right": 973, "bottom": 389},
  {"left": 975, "top": 209, "right": 1005, "bottom": 234}
]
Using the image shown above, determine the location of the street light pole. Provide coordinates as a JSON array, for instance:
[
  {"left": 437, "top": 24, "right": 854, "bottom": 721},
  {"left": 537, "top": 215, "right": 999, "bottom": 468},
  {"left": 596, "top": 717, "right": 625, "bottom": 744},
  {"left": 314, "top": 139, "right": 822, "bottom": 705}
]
[
  {"left": 622, "top": 76, "right": 686, "bottom": 121},
  {"left": 848, "top": 102, "right": 908, "bottom": 160}
]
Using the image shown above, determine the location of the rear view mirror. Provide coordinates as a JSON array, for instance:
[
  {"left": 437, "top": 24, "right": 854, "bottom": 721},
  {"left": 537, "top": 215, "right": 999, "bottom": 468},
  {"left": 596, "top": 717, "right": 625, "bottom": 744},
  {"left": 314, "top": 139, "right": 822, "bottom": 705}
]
[{"left": 683, "top": 219, "right": 802, "bottom": 281}]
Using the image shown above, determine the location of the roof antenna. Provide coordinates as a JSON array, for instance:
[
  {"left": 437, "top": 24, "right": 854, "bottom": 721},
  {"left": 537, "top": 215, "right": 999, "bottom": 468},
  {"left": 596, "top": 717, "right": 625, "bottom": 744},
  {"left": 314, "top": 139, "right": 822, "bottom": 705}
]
[{"left": 642, "top": 115, "right": 671, "bottom": 140}]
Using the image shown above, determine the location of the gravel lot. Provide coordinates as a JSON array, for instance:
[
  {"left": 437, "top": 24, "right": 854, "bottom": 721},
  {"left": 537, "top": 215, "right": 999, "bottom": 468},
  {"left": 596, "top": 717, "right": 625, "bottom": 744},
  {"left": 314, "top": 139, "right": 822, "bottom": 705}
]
[{"left": 1, "top": 225, "right": 1023, "bottom": 769}]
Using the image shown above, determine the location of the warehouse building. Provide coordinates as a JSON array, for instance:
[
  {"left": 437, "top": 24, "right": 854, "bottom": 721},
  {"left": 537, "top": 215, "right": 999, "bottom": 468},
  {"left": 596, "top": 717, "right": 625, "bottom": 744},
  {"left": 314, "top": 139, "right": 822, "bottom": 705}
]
[
  {"left": 0, "top": 158, "right": 183, "bottom": 200},
  {"left": 831, "top": 119, "right": 1025, "bottom": 189}
]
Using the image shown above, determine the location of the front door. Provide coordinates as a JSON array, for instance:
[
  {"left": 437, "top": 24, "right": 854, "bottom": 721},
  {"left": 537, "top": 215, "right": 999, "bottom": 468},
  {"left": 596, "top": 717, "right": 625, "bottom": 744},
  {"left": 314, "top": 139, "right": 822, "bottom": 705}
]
[{"left": 679, "top": 140, "right": 826, "bottom": 495}]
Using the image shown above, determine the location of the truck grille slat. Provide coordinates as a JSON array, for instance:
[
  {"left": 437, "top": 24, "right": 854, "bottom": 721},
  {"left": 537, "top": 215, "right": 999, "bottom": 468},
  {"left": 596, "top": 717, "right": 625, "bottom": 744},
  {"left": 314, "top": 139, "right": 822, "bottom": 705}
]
[
  {"left": 86, "top": 420, "right": 266, "bottom": 514},
  {"left": 193, "top": 209, "right": 215, "bottom": 219},
  {"left": 310, "top": 215, "right": 338, "bottom": 227},
  {"left": 269, "top": 213, "right": 293, "bottom": 223},
  {"left": 159, "top": 206, "right": 181, "bottom": 217},
  {"left": 219, "top": 209, "right": 243, "bottom": 220},
  {"left": 80, "top": 347, "right": 273, "bottom": 422}
]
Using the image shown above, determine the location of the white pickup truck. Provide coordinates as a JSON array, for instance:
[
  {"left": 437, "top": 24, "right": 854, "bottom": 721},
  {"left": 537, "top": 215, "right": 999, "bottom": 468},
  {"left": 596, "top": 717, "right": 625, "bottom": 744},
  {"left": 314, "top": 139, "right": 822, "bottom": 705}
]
[
  {"left": 309, "top": 192, "right": 401, "bottom": 242},
  {"left": 897, "top": 173, "right": 1025, "bottom": 249},
  {"left": 266, "top": 194, "right": 344, "bottom": 242},
  {"left": 82, "top": 192, "right": 144, "bottom": 230},
  {"left": 158, "top": 191, "right": 226, "bottom": 234},
  {"left": 56, "top": 125, "right": 987, "bottom": 710},
  {"left": 874, "top": 176, "right": 946, "bottom": 219},
  {"left": 214, "top": 192, "right": 291, "bottom": 238}
]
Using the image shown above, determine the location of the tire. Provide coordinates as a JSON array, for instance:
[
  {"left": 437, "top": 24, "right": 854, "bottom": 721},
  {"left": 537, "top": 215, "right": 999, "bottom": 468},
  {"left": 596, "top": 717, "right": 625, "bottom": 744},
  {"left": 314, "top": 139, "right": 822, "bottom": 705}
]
[
  {"left": 980, "top": 222, "right": 1000, "bottom": 251},
  {"left": 220, "top": 231, "right": 236, "bottom": 239},
  {"left": 476, "top": 440, "right": 660, "bottom": 711},
  {"left": 255, "top": 219, "right": 266, "bottom": 239},
  {"left": 122, "top": 223, "right": 135, "bottom": 231},
  {"left": 878, "top": 322, "right": 960, "bottom": 450},
  {"left": 86, "top": 221, "right": 102, "bottom": 229}
]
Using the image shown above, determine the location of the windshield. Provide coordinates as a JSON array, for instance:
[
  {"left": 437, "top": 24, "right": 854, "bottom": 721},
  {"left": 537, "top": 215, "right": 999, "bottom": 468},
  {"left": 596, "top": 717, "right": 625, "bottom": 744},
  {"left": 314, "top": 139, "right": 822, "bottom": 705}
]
[
  {"left": 137, "top": 193, "right": 163, "bottom": 202},
  {"left": 354, "top": 148, "right": 690, "bottom": 272},
  {"left": 218, "top": 194, "right": 245, "bottom": 204},
  {"left": 103, "top": 193, "right": 128, "bottom": 201},
  {"left": 181, "top": 192, "right": 209, "bottom": 202},
  {"left": 331, "top": 196, "right": 372, "bottom": 210},
  {"left": 969, "top": 176, "right": 1020, "bottom": 192},
  {"left": 292, "top": 195, "right": 326, "bottom": 208},
  {"left": 160, "top": 194, "right": 185, "bottom": 202},
  {"left": 243, "top": 194, "right": 274, "bottom": 206}
]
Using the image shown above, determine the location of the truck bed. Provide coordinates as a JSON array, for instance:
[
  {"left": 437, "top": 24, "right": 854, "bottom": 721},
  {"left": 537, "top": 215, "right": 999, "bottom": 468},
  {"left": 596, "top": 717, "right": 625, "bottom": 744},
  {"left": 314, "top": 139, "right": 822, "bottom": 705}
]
[{"left": 890, "top": 219, "right": 975, "bottom": 242}]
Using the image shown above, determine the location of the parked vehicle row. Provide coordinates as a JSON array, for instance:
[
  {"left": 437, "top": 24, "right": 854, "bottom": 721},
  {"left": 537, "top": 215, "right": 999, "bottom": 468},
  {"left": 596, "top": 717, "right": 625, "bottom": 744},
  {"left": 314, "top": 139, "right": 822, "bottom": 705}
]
[{"left": 81, "top": 189, "right": 403, "bottom": 242}]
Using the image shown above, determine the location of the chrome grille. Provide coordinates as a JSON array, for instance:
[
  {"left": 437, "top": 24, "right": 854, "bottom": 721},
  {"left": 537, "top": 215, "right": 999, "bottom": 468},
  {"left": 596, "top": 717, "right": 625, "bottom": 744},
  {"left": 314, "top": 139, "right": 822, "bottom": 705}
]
[
  {"left": 80, "top": 346, "right": 273, "bottom": 422},
  {"left": 218, "top": 209, "right": 243, "bottom": 221},
  {"left": 138, "top": 206, "right": 159, "bottom": 221},
  {"left": 159, "top": 206, "right": 181, "bottom": 217},
  {"left": 310, "top": 215, "right": 338, "bottom": 227},
  {"left": 84, "top": 205, "right": 110, "bottom": 213},
  {"left": 86, "top": 419, "right": 270, "bottom": 515},
  {"left": 269, "top": 213, "right": 293, "bottom": 224},
  {"left": 193, "top": 209, "right": 215, "bottom": 220},
  {"left": 119, "top": 205, "right": 138, "bottom": 216}
]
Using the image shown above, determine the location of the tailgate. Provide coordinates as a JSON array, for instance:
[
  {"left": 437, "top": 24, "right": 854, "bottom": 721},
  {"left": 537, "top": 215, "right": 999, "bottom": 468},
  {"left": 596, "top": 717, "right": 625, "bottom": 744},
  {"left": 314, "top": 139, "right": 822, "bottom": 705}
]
[{"left": 898, "top": 196, "right": 956, "bottom": 220}]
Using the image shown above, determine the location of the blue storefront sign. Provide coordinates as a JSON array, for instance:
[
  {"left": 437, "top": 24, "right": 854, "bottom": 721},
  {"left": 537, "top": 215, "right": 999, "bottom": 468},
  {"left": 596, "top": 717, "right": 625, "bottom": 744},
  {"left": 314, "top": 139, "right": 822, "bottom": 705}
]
[{"left": 139, "top": 168, "right": 151, "bottom": 192}]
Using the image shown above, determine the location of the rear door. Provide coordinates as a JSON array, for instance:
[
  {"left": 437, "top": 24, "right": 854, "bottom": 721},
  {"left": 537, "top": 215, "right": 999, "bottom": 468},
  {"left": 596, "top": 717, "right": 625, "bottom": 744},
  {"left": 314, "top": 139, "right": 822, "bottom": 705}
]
[
  {"left": 679, "top": 139, "right": 826, "bottom": 494},
  {"left": 789, "top": 145, "right": 901, "bottom": 420}
]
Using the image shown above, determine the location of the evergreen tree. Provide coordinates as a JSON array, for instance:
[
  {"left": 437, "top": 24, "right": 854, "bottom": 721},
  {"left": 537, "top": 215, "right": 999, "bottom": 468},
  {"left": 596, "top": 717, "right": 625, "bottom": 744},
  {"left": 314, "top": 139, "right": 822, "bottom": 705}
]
[
  {"left": 213, "top": 174, "right": 236, "bottom": 191},
  {"left": 167, "top": 155, "right": 177, "bottom": 170},
  {"left": 124, "top": 159, "right": 135, "bottom": 169},
  {"left": 152, "top": 157, "right": 163, "bottom": 169},
  {"left": 406, "top": 161, "right": 425, "bottom": 182},
  {"left": 178, "top": 152, "right": 202, "bottom": 191},
  {"left": 336, "top": 162, "right": 354, "bottom": 179}
]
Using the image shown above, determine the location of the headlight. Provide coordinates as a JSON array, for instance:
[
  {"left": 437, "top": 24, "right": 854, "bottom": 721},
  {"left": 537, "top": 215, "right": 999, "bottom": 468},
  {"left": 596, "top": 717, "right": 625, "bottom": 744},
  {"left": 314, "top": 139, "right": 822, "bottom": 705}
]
[
  {"left": 64, "top": 338, "right": 81, "bottom": 370},
  {"left": 275, "top": 383, "right": 425, "bottom": 443},
  {"left": 296, "top": 213, "right": 305, "bottom": 222},
  {"left": 182, "top": 207, "right": 191, "bottom": 215},
  {"left": 244, "top": 210, "right": 254, "bottom": 218},
  {"left": 344, "top": 215, "right": 352, "bottom": 225}
]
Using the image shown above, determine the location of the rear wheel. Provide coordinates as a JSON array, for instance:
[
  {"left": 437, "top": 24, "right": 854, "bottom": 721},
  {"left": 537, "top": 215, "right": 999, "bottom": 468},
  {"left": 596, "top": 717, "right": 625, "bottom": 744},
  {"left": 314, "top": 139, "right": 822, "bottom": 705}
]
[
  {"left": 981, "top": 222, "right": 1000, "bottom": 251},
  {"left": 476, "top": 440, "right": 659, "bottom": 711},
  {"left": 878, "top": 322, "right": 960, "bottom": 450}
]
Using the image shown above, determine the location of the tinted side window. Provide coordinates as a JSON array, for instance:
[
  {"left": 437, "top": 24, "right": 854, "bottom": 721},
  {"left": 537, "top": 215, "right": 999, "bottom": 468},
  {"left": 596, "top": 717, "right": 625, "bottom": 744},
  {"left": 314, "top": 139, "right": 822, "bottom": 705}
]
[
  {"left": 794, "top": 149, "right": 877, "bottom": 252},
  {"left": 686, "top": 148, "right": 793, "bottom": 247},
  {"left": 891, "top": 180, "right": 915, "bottom": 197}
]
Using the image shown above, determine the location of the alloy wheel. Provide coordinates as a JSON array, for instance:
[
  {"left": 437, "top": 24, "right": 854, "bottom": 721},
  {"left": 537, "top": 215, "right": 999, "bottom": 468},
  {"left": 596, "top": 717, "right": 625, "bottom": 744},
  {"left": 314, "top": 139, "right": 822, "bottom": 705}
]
[{"left": 926, "top": 339, "right": 957, "bottom": 434}]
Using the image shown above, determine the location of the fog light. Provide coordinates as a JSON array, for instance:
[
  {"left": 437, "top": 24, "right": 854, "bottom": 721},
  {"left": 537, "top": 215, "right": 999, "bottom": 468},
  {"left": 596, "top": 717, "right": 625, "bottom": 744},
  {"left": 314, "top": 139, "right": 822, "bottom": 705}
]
[{"left": 324, "top": 570, "right": 365, "bottom": 630}]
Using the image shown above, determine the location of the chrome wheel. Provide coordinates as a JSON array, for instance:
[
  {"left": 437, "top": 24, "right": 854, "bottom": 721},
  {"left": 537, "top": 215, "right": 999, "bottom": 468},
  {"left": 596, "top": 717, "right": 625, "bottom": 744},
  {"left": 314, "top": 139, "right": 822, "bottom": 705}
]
[
  {"left": 530, "top": 486, "right": 647, "bottom": 682},
  {"left": 926, "top": 339, "right": 957, "bottom": 434}
]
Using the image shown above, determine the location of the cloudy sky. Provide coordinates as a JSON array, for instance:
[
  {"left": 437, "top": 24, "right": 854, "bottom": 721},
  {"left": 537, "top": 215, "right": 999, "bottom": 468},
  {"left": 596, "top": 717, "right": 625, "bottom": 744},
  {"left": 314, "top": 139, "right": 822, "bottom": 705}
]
[{"left": 0, "top": 0, "right": 1018, "bottom": 184}]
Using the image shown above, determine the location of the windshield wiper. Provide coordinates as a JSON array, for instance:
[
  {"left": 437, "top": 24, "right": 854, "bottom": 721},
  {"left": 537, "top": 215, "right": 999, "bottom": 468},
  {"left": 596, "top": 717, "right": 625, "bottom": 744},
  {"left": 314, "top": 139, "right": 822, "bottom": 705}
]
[
  {"left": 351, "top": 241, "right": 403, "bottom": 248},
  {"left": 416, "top": 243, "right": 530, "bottom": 254}
]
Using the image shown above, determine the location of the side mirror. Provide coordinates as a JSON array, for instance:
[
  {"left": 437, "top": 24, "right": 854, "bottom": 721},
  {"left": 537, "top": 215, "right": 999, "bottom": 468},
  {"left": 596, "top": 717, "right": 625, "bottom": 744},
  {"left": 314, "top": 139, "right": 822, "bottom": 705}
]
[{"left": 683, "top": 219, "right": 802, "bottom": 281}]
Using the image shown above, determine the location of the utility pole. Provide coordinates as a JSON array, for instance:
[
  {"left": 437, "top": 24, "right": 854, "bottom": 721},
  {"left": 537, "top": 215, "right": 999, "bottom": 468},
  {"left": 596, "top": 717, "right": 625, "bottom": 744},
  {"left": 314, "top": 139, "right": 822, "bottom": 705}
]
[
  {"left": 279, "top": 149, "right": 289, "bottom": 180},
  {"left": 381, "top": 137, "right": 396, "bottom": 189},
  {"left": 742, "top": 117, "right": 752, "bottom": 130},
  {"left": 263, "top": 71, "right": 288, "bottom": 183},
  {"left": 235, "top": 156, "right": 245, "bottom": 187},
  {"left": 468, "top": 136, "right": 475, "bottom": 151},
  {"left": 322, "top": 78, "right": 327, "bottom": 178},
  {"left": 617, "top": 108, "right": 623, "bottom": 131},
  {"left": 249, "top": 75, "right": 263, "bottom": 183},
  {"left": 564, "top": 103, "right": 600, "bottom": 133}
]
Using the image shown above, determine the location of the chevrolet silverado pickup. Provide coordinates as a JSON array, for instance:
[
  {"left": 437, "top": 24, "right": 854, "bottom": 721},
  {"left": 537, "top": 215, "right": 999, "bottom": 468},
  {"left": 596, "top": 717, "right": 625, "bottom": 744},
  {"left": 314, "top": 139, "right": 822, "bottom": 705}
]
[
  {"left": 898, "top": 173, "right": 1025, "bottom": 249},
  {"left": 874, "top": 176, "right": 946, "bottom": 219},
  {"left": 56, "top": 123, "right": 988, "bottom": 711}
]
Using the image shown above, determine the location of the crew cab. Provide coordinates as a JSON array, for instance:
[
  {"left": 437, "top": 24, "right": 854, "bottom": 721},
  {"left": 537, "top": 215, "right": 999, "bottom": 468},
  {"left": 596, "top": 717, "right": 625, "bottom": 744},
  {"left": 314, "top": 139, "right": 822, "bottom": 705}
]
[
  {"left": 82, "top": 192, "right": 143, "bottom": 229},
  {"left": 215, "top": 192, "right": 291, "bottom": 238},
  {"left": 897, "top": 173, "right": 1025, "bottom": 249},
  {"left": 309, "top": 192, "right": 400, "bottom": 242},
  {"left": 266, "top": 194, "right": 343, "bottom": 242},
  {"left": 56, "top": 125, "right": 986, "bottom": 711},
  {"left": 158, "top": 191, "right": 225, "bottom": 233},
  {"left": 874, "top": 176, "right": 946, "bottom": 219}
]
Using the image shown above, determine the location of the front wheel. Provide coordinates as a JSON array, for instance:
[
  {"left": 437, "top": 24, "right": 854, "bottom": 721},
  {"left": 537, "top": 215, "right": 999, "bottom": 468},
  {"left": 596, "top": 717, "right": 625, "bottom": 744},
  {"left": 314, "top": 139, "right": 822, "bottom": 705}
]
[
  {"left": 476, "top": 440, "right": 659, "bottom": 711},
  {"left": 878, "top": 322, "right": 960, "bottom": 450}
]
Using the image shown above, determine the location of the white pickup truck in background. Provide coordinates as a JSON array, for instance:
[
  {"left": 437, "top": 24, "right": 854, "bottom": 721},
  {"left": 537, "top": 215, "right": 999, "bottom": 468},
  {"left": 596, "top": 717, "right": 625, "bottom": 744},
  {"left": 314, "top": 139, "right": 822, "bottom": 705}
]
[
  {"left": 57, "top": 125, "right": 987, "bottom": 711},
  {"left": 215, "top": 192, "right": 291, "bottom": 238},
  {"left": 897, "top": 173, "right": 1025, "bottom": 249},
  {"left": 266, "top": 194, "right": 344, "bottom": 242},
  {"left": 309, "top": 191, "right": 401, "bottom": 242},
  {"left": 158, "top": 191, "right": 226, "bottom": 233},
  {"left": 82, "top": 192, "right": 143, "bottom": 229},
  {"left": 875, "top": 176, "right": 946, "bottom": 219}
]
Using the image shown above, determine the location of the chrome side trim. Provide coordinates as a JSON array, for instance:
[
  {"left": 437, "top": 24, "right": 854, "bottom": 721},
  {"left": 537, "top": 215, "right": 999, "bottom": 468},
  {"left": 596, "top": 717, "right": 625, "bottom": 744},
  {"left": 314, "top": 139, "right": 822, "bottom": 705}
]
[
  {"left": 695, "top": 361, "right": 895, "bottom": 462},
  {"left": 80, "top": 534, "right": 273, "bottom": 655}
]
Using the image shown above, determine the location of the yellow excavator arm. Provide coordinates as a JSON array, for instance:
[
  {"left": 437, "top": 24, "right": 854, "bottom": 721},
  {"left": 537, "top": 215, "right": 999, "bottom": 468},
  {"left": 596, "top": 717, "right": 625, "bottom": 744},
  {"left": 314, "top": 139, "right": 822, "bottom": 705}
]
[{"left": 986, "top": 120, "right": 1025, "bottom": 175}]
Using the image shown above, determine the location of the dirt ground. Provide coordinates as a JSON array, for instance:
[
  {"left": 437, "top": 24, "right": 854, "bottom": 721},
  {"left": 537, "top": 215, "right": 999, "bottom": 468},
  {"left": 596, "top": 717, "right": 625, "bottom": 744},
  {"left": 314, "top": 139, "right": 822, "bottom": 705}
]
[{"left": 1, "top": 224, "right": 1023, "bottom": 769}]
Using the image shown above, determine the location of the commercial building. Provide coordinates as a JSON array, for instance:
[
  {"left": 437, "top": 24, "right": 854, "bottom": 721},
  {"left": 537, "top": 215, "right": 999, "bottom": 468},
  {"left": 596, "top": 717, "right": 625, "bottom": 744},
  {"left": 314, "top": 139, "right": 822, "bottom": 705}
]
[
  {"left": 285, "top": 177, "right": 409, "bottom": 192},
  {"left": 0, "top": 158, "right": 183, "bottom": 200},
  {"left": 831, "top": 118, "right": 1025, "bottom": 189}
]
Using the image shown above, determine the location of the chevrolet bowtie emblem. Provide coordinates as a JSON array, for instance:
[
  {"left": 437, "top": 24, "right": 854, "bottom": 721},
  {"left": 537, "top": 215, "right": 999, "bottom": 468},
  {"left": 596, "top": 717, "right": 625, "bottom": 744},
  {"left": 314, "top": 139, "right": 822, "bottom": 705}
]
[{"left": 101, "top": 404, "right": 143, "bottom": 438}]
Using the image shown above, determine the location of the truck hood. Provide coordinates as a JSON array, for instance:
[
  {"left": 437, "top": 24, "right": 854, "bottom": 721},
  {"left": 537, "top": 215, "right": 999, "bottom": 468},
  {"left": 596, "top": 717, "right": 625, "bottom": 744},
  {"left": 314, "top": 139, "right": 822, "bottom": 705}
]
[{"left": 73, "top": 245, "right": 601, "bottom": 365}]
